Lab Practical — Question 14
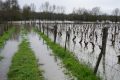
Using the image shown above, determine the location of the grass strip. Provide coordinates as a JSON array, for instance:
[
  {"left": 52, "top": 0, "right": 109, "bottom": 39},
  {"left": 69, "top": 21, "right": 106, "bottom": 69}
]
[
  {"left": 0, "top": 27, "right": 15, "bottom": 48},
  {"left": 0, "top": 56, "right": 4, "bottom": 61},
  {"left": 37, "top": 31, "right": 100, "bottom": 80},
  {"left": 8, "top": 39, "right": 44, "bottom": 80}
]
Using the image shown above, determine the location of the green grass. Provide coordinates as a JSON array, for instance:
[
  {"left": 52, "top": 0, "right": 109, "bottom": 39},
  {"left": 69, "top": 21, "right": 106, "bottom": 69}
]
[
  {"left": 37, "top": 31, "right": 100, "bottom": 80},
  {"left": 0, "top": 27, "right": 15, "bottom": 48},
  {"left": 0, "top": 27, "right": 15, "bottom": 61},
  {"left": 0, "top": 56, "right": 4, "bottom": 61},
  {"left": 8, "top": 39, "right": 44, "bottom": 80}
]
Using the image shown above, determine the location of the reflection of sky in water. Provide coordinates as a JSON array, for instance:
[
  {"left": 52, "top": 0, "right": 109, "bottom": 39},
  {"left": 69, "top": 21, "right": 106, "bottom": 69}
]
[
  {"left": 0, "top": 34, "right": 21, "bottom": 80},
  {"left": 29, "top": 32, "right": 73, "bottom": 80},
  {"left": 40, "top": 23, "right": 120, "bottom": 80}
]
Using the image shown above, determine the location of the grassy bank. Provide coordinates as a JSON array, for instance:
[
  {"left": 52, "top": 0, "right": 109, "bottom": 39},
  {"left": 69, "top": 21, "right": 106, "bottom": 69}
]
[
  {"left": 0, "top": 27, "right": 15, "bottom": 48},
  {"left": 8, "top": 39, "right": 44, "bottom": 80},
  {"left": 37, "top": 31, "right": 100, "bottom": 80}
]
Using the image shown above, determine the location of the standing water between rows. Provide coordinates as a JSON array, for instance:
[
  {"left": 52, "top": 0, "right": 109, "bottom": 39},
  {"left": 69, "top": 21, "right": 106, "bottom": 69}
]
[
  {"left": 29, "top": 32, "right": 72, "bottom": 80},
  {"left": 37, "top": 23, "right": 120, "bottom": 80},
  {"left": 0, "top": 33, "right": 21, "bottom": 80}
]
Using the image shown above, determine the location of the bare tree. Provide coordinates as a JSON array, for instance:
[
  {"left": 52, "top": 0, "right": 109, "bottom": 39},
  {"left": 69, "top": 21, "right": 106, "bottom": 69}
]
[
  {"left": 112, "top": 8, "right": 120, "bottom": 47},
  {"left": 77, "top": 8, "right": 88, "bottom": 15},
  {"left": 112, "top": 8, "right": 120, "bottom": 22},
  {"left": 0, "top": 0, "right": 3, "bottom": 23},
  {"left": 0, "top": 0, "right": 3, "bottom": 10},
  {"left": 22, "top": 5, "right": 31, "bottom": 23},
  {"left": 59, "top": 6, "right": 65, "bottom": 14},
  {"left": 41, "top": 1, "right": 50, "bottom": 12},
  {"left": 91, "top": 7, "right": 101, "bottom": 16},
  {"left": 52, "top": 5, "right": 56, "bottom": 13},
  {"left": 30, "top": 3, "right": 36, "bottom": 24}
]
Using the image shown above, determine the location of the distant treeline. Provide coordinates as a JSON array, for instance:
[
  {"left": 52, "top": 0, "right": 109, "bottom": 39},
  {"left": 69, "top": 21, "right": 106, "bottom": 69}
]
[
  {"left": 35, "top": 12, "right": 120, "bottom": 22},
  {"left": 0, "top": 0, "right": 120, "bottom": 23}
]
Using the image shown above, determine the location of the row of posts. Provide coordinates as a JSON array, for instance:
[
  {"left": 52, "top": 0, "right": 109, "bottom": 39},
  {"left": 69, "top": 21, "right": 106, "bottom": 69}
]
[{"left": 39, "top": 22, "right": 110, "bottom": 74}]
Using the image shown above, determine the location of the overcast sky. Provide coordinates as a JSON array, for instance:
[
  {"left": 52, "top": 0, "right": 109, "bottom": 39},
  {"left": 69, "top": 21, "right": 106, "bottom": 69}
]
[{"left": 18, "top": 0, "right": 120, "bottom": 14}]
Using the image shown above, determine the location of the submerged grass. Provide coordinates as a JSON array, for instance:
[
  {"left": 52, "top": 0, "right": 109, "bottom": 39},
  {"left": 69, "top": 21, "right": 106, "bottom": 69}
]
[
  {"left": 8, "top": 39, "right": 44, "bottom": 80},
  {"left": 0, "top": 27, "right": 15, "bottom": 48},
  {"left": 0, "top": 27, "right": 15, "bottom": 61},
  {"left": 0, "top": 56, "right": 4, "bottom": 61},
  {"left": 37, "top": 31, "right": 100, "bottom": 80}
]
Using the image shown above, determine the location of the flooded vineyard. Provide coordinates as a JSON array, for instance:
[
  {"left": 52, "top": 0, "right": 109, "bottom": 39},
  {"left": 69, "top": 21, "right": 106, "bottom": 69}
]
[
  {"left": 0, "top": 22, "right": 120, "bottom": 80},
  {"left": 35, "top": 22, "right": 120, "bottom": 80},
  {"left": 1, "top": 0, "right": 120, "bottom": 80}
]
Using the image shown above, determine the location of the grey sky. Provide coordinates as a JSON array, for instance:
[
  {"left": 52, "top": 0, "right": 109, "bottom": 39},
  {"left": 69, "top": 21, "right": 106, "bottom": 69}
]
[{"left": 18, "top": 0, "right": 120, "bottom": 14}]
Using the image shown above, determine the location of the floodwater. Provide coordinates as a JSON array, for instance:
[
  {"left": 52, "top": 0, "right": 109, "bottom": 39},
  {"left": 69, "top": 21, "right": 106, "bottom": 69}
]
[
  {"left": 28, "top": 32, "right": 72, "bottom": 80},
  {"left": 0, "top": 33, "right": 21, "bottom": 80},
  {"left": 0, "top": 23, "right": 120, "bottom": 80},
  {"left": 37, "top": 23, "right": 120, "bottom": 80},
  {"left": 0, "top": 25, "right": 73, "bottom": 80}
]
